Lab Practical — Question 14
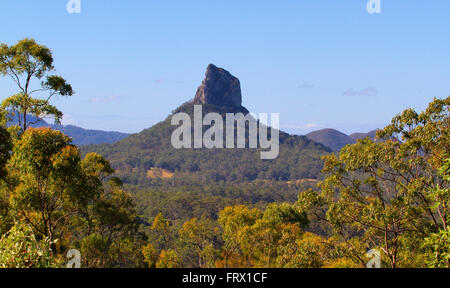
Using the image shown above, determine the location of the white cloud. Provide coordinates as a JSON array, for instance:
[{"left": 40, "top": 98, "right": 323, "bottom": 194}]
[
  {"left": 281, "top": 123, "right": 323, "bottom": 130},
  {"left": 60, "top": 114, "right": 78, "bottom": 126},
  {"left": 90, "top": 95, "right": 121, "bottom": 104},
  {"left": 154, "top": 78, "right": 168, "bottom": 84},
  {"left": 343, "top": 87, "right": 378, "bottom": 97},
  {"left": 298, "top": 83, "right": 315, "bottom": 89}
]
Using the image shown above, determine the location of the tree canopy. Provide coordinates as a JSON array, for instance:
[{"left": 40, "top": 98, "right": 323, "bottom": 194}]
[
  {"left": 298, "top": 96, "right": 449, "bottom": 268},
  {"left": 0, "top": 38, "right": 73, "bottom": 132}
]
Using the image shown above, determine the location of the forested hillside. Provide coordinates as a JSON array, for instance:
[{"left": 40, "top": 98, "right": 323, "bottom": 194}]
[
  {"left": 306, "top": 128, "right": 378, "bottom": 151},
  {"left": 82, "top": 101, "right": 331, "bottom": 185},
  {"left": 306, "top": 128, "right": 355, "bottom": 151}
]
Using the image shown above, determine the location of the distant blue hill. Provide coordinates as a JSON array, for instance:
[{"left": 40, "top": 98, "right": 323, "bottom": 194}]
[
  {"left": 306, "top": 128, "right": 377, "bottom": 151},
  {"left": 7, "top": 114, "right": 130, "bottom": 146}
]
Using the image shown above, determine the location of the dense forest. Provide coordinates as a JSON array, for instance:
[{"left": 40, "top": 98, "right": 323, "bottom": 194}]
[{"left": 0, "top": 39, "right": 448, "bottom": 268}]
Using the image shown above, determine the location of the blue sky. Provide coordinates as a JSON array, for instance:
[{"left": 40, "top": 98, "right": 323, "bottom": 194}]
[{"left": 1, "top": 0, "right": 449, "bottom": 134}]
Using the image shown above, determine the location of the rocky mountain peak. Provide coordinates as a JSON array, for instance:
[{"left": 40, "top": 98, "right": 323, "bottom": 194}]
[{"left": 193, "top": 64, "right": 242, "bottom": 108}]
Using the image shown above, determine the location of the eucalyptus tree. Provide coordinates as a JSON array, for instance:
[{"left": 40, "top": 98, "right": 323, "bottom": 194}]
[
  {"left": 0, "top": 38, "right": 73, "bottom": 133},
  {"left": 298, "top": 96, "right": 449, "bottom": 268}
]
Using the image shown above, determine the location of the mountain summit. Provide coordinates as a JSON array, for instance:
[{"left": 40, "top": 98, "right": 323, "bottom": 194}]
[
  {"left": 82, "top": 65, "right": 332, "bottom": 183},
  {"left": 193, "top": 64, "right": 242, "bottom": 108}
]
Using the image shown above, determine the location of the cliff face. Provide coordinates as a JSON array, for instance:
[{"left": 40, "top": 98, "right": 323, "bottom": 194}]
[{"left": 193, "top": 64, "right": 242, "bottom": 108}]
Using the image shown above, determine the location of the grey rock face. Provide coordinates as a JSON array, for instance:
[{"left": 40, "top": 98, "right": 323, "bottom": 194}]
[{"left": 193, "top": 64, "right": 242, "bottom": 108}]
